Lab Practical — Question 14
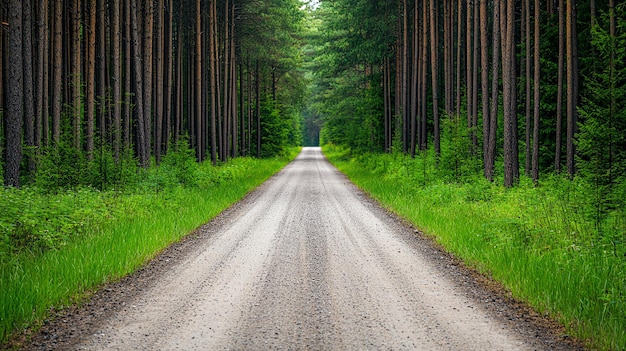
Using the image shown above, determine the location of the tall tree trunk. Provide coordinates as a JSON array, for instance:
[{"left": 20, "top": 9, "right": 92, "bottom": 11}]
[
  {"left": 256, "top": 61, "right": 261, "bottom": 158},
  {"left": 430, "top": 0, "right": 440, "bottom": 155},
  {"left": 566, "top": 0, "right": 578, "bottom": 178},
  {"left": 142, "top": 0, "right": 154, "bottom": 166},
  {"left": 154, "top": 0, "right": 164, "bottom": 164},
  {"left": 471, "top": 0, "right": 479, "bottom": 148},
  {"left": 209, "top": 0, "right": 217, "bottom": 164},
  {"left": 466, "top": 0, "right": 473, "bottom": 137},
  {"left": 97, "top": 0, "right": 106, "bottom": 149},
  {"left": 532, "top": 0, "right": 541, "bottom": 183},
  {"left": 485, "top": 0, "right": 500, "bottom": 181},
  {"left": 230, "top": 6, "right": 237, "bottom": 158},
  {"left": 502, "top": 0, "right": 518, "bottom": 187},
  {"left": 131, "top": 0, "right": 148, "bottom": 167},
  {"left": 22, "top": 0, "right": 35, "bottom": 174},
  {"left": 401, "top": 0, "right": 408, "bottom": 152},
  {"left": 164, "top": 0, "right": 174, "bottom": 155},
  {"left": 524, "top": 0, "right": 531, "bottom": 175},
  {"left": 456, "top": 0, "right": 462, "bottom": 115},
  {"left": 480, "top": 0, "right": 489, "bottom": 168},
  {"left": 420, "top": 0, "right": 428, "bottom": 151},
  {"left": 37, "top": 0, "right": 50, "bottom": 147},
  {"left": 410, "top": 0, "right": 418, "bottom": 157},
  {"left": 555, "top": 0, "right": 564, "bottom": 173},
  {"left": 223, "top": 0, "right": 231, "bottom": 161},
  {"left": 112, "top": 0, "right": 122, "bottom": 160},
  {"left": 52, "top": 0, "right": 62, "bottom": 144},
  {"left": 195, "top": 0, "right": 202, "bottom": 162},
  {"left": 86, "top": 0, "right": 97, "bottom": 159},
  {"left": 124, "top": 0, "right": 132, "bottom": 149},
  {"left": 71, "top": 0, "right": 81, "bottom": 150},
  {"left": 4, "top": 0, "right": 23, "bottom": 187},
  {"left": 443, "top": 0, "right": 452, "bottom": 114}
]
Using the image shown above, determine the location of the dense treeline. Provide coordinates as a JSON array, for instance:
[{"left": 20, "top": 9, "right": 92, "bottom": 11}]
[
  {"left": 0, "top": 0, "right": 305, "bottom": 188},
  {"left": 312, "top": 0, "right": 625, "bottom": 195}
]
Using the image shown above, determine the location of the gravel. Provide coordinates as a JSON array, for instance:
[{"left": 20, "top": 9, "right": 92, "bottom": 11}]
[{"left": 13, "top": 147, "right": 585, "bottom": 350}]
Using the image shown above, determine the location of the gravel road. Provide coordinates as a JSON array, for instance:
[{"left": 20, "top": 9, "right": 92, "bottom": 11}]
[{"left": 24, "top": 147, "right": 582, "bottom": 350}]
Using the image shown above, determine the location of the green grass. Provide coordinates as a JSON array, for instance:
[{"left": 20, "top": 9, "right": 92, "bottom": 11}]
[
  {"left": 324, "top": 145, "right": 625, "bottom": 351},
  {"left": 0, "top": 149, "right": 298, "bottom": 345}
]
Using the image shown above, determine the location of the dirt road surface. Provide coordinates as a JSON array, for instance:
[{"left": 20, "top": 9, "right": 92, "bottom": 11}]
[{"left": 25, "top": 147, "right": 581, "bottom": 350}]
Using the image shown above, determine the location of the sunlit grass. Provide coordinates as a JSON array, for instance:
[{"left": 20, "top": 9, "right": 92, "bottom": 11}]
[
  {"left": 324, "top": 144, "right": 625, "bottom": 350},
  {"left": 0, "top": 150, "right": 298, "bottom": 345}
]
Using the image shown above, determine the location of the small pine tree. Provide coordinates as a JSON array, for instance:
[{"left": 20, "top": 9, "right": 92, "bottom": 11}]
[{"left": 577, "top": 4, "right": 626, "bottom": 222}]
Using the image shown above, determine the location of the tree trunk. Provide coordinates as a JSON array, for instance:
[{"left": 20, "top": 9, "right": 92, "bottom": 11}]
[
  {"left": 209, "top": 0, "right": 217, "bottom": 164},
  {"left": 401, "top": 0, "right": 408, "bottom": 152},
  {"left": 112, "top": 0, "right": 122, "bottom": 160},
  {"left": 4, "top": 0, "right": 23, "bottom": 187},
  {"left": 71, "top": 0, "right": 81, "bottom": 150},
  {"left": 502, "top": 0, "right": 518, "bottom": 187},
  {"left": 566, "top": 0, "right": 578, "bottom": 178},
  {"left": 466, "top": 0, "right": 473, "bottom": 137},
  {"left": 555, "top": 0, "right": 564, "bottom": 173},
  {"left": 124, "top": 0, "right": 132, "bottom": 148},
  {"left": 52, "top": 0, "right": 62, "bottom": 145},
  {"left": 485, "top": 0, "right": 500, "bottom": 181},
  {"left": 532, "top": 0, "right": 540, "bottom": 183},
  {"left": 131, "top": 0, "right": 148, "bottom": 167},
  {"left": 430, "top": 0, "right": 440, "bottom": 155},
  {"left": 142, "top": 0, "right": 154, "bottom": 166},
  {"left": 154, "top": 0, "right": 164, "bottom": 164},
  {"left": 410, "top": 0, "right": 418, "bottom": 157},
  {"left": 480, "top": 0, "right": 489, "bottom": 169},
  {"left": 194, "top": 0, "right": 201, "bottom": 161},
  {"left": 37, "top": 0, "right": 50, "bottom": 147},
  {"left": 420, "top": 0, "right": 428, "bottom": 151},
  {"left": 86, "top": 0, "right": 97, "bottom": 159},
  {"left": 471, "top": 0, "right": 479, "bottom": 148},
  {"left": 456, "top": 0, "right": 462, "bottom": 115},
  {"left": 524, "top": 0, "right": 531, "bottom": 175},
  {"left": 22, "top": 0, "right": 35, "bottom": 166}
]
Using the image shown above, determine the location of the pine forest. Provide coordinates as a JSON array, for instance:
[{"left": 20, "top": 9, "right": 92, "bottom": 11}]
[{"left": 1, "top": 0, "right": 625, "bottom": 349}]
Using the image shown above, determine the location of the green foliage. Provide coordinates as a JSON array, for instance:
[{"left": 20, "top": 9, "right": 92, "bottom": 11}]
[
  {"left": 0, "top": 152, "right": 297, "bottom": 345},
  {"left": 439, "top": 113, "right": 483, "bottom": 183},
  {"left": 325, "top": 145, "right": 626, "bottom": 350},
  {"left": 260, "top": 99, "right": 291, "bottom": 158},
  {"left": 577, "top": 4, "right": 626, "bottom": 226}
]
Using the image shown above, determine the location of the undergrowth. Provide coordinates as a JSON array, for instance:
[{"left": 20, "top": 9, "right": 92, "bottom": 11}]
[
  {"left": 0, "top": 146, "right": 299, "bottom": 346},
  {"left": 324, "top": 144, "right": 625, "bottom": 351}
]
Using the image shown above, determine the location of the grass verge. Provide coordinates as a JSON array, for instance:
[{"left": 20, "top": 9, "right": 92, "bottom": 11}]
[
  {"left": 324, "top": 145, "right": 625, "bottom": 351},
  {"left": 0, "top": 149, "right": 299, "bottom": 346}
]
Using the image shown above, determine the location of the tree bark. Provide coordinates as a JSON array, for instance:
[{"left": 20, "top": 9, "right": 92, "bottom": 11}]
[
  {"left": 22, "top": 0, "right": 35, "bottom": 162},
  {"left": 532, "top": 0, "right": 540, "bottom": 183},
  {"left": 142, "top": 0, "right": 154, "bottom": 166},
  {"left": 86, "top": 0, "right": 97, "bottom": 159},
  {"left": 37, "top": 0, "right": 50, "bottom": 147},
  {"left": 566, "top": 0, "right": 578, "bottom": 178},
  {"left": 131, "top": 0, "right": 148, "bottom": 167},
  {"left": 485, "top": 0, "right": 500, "bottom": 181},
  {"left": 430, "top": 0, "right": 440, "bottom": 155},
  {"left": 112, "top": 0, "right": 122, "bottom": 160},
  {"left": 154, "top": 0, "right": 164, "bottom": 164},
  {"left": 555, "top": 0, "right": 564, "bottom": 173},
  {"left": 71, "top": 0, "right": 81, "bottom": 150},
  {"left": 502, "top": 0, "right": 518, "bottom": 187},
  {"left": 4, "top": 0, "right": 23, "bottom": 187},
  {"left": 480, "top": 0, "right": 489, "bottom": 169},
  {"left": 52, "top": 0, "right": 62, "bottom": 145}
]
